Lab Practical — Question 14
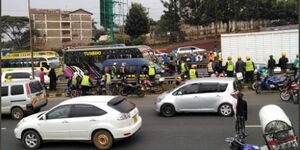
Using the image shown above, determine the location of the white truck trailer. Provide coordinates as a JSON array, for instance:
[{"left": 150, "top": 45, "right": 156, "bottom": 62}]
[{"left": 221, "top": 29, "right": 298, "bottom": 64}]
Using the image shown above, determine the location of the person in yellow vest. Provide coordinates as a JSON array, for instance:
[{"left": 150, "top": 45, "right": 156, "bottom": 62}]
[
  {"left": 5, "top": 75, "right": 12, "bottom": 82},
  {"left": 148, "top": 61, "right": 156, "bottom": 82},
  {"left": 244, "top": 56, "right": 255, "bottom": 83},
  {"left": 111, "top": 62, "right": 117, "bottom": 79},
  {"left": 207, "top": 59, "right": 214, "bottom": 76},
  {"left": 80, "top": 70, "right": 93, "bottom": 95},
  {"left": 225, "top": 56, "right": 234, "bottom": 77},
  {"left": 189, "top": 64, "right": 198, "bottom": 80},
  {"left": 104, "top": 67, "right": 112, "bottom": 95},
  {"left": 180, "top": 60, "right": 189, "bottom": 79}
]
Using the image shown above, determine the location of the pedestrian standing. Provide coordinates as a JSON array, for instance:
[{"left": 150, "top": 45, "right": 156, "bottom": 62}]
[
  {"left": 207, "top": 60, "right": 214, "bottom": 76},
  {"left": 48, "top": 67, "right": 57, "bottom": 91},
  {"left": 245, "top": 56, "right": 255, "bottom": 83},
  {"left": 148, "top": 61, "right": 156, "bottom": 82},
  {"left": 267, "top": 55, "right": 276, "bottom": 76},
  {"left": 180, "top": 60, "right": 189, "bottom": 79},
  {"left": 80, "top": 71, "right": 92, "bottom": 95},
  {"left": 189, "top": 64, "right": 198, "bottom": 80},
  {"left": 111, "top": 63, "right": 117, "bottom": 79},
  {"left": 104, "top": 67, "right": 112, "bottom": 95},
  {"left": 293, "top": 54, "right": 299, "bottom": 76},
  {"left": 278, "top": 52, "right": 289, "bottom": 74},
  {"left": 39, "top": 68, "right": 46, "bottom": 88},
  {"left": 235, "top": 93, "right": 248, "bottom": 137},
  {"left": 120, "top": 63, "right": 126, "bottom": 82},
  {"left": 235, "top": 56, "right": 245, "bottom": 78},
  {"left": 225, "top": 56, "right": 234, "bottom": 77}
]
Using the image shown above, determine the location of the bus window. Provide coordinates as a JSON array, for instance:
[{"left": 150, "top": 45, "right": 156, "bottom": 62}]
[{"left": 41, "top": 62, "right": 50, "bottom": 69}]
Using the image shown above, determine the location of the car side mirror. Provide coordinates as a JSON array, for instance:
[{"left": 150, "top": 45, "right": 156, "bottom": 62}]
[{"left": 177, "top": 91, "right": 183, "bottom": 95}]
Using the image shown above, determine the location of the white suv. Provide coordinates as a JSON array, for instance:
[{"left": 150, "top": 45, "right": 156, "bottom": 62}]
[{"left": 14, "top": 96, "right": 142, "bottom": 150}]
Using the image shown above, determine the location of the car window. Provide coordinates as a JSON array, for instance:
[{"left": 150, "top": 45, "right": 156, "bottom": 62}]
[
  {"left": 29, "top": 81, "right": 43, "bottom": 93},
  {"left": 11, "top": 85, "right": 24, "bottom": 95},
  {"left": 108, "top": 98, "right": 135, "bottom": 113},
  {"left": 199, "top": 83, "right": 218, "bottom": 93},
  {"left": 46, "top": 105, "right": 71, "bottom": 119},
  {"left": 71, "top": 104, "right": 106, "bottom": 117},
  {"left": 179, "top": 83, "right": 200, "bottom": 95},
  {"left": 1, "top": 87, "right": 8, "bottom": 96},
  {"left": 5, "top": 72, "right": 31, "bottom": 79},
  {"left": 219, "top": 83, "right": 228, "bottom": 92}
]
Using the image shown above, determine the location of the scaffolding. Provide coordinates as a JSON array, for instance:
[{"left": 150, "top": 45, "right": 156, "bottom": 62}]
[{"left": 100, "top": 0, "right": 127, "bottom": 41}]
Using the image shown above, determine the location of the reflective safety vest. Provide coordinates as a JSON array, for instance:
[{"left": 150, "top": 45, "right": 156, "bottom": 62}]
[
  {"left": 181, "top": 63, "right": 187, "bottom": 72},
  {"left": 214, "top": 52, "right": 218, "bottom": 57},
  {"left": 81, "top": 75, "right": 90, "bottom": 86},
  {"left": 227, "top": 61, "right": 234, "bottom": 71},
  {"left": 207, "top": 62, "right": 213, "bottom": 72},
  {"left": 105, "top": 73, "right": 111, "bottom": 85},
  {"left": 148, "top": 66, "right": 155, "bottom": 76},
  {"left": 245, "top": 61, "right": 254, "bottom": 72},
  {"left": 5, "top": 79, "right": 12, "bottom": 82},
  {"left": 189, "top": 69, "right": 197, "bottom": 79},
  {"left": 111, "top": 66, "right": 117, "bottom": 76}
]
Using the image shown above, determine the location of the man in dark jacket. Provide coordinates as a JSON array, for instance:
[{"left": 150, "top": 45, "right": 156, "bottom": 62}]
[
  {"left": 235, "top": 92, "right": 247, "bottom": 136},
  {"left": 278, "top": 52, "right": 289, "bottom": 74},
  {"left": 235, "top": 56, "right": 244, "bottom": 76},
  {"left": 48, "top": 67, "right": 57, "bottom": 91},
  {"left": 267, "top": 55, "right": 276, "bottom": 76}
]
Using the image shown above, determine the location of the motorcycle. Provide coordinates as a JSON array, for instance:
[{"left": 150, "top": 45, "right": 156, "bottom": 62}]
[
  {"left": 142, "top": 79, "right": 164, "bottom": 94},
  {"left": 119, "top": 82, "right": 145, "bottom": 97},
  {"left": 225, "top": 135, "right": 260, "bottom": 150},
  {"left": 256, "top": 75, "right": 287, "bottom": 94},
  {"left": 291, "top": 84, "right": 299, "bottom": 104}
]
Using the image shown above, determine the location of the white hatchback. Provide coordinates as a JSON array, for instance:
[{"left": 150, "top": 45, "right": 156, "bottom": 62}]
[{"left": 14, "top": 96, "right": 142, "bottom": 150}]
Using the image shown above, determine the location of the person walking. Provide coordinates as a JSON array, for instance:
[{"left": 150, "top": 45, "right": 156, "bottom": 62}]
[
  {"left": 235, "top": 93, "right": 248, "bottom": 137},
  {"left": 278, "top": 52, "right": 289, "bottom": 74},
  {"left": 48, "top": 67, "right": 57, "bottom": 91},
  {"left": 39, "top": 68, "right": 46, "bottom": 88},
  {"left": 245, "top": 56, "right": 255, "bottom": 83},
  {"left": 267, "top": 55, "right": 276, "bottom": 76},
  {"left": 104, "top": 67, "right": 112, "bottom": 95},
  {"left": 80, "top": 71, "right": 92, "bottom": 95},
  {"left": 225, "top": 56, "right": 234, "bottom": 77},
  {"left": 148, "top": 61, "right": 156, "bottom": 82},
  {"left": 235, "top": 56, "right": 245, "bottom": 78},
  {"left": 189, "top": 64, "right": 198, "bottom": 80},
  {"left": 293, "top": 54, "right": 299, "bottom": 76},
  {"left": 207, "top": 60, "right": 214, "bottom": 76}
]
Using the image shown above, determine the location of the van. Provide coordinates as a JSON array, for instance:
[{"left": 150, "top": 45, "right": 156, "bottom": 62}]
[
  {"left": 1, "top": 70, "right": 50, "bottom": 84},
  {"left": 1, "top": 80, "right": 48, "bottom": 119}
]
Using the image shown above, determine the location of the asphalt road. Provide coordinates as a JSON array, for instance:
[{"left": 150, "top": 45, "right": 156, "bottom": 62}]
[{"left": 1, "top": 92, "right": 298, "bottom": 150}]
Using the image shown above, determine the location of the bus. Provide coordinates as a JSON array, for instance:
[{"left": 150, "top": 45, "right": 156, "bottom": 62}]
[
  {"left": 1, "top": 51, "right": 63, "bottom": 77},
  {"left": 64, "top": 45, "right": 157, "bottom": 70}
]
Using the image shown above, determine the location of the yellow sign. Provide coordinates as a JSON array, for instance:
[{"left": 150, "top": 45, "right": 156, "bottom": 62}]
[{"left": 83, "top": 51, "right": 102, "bottom": 56}]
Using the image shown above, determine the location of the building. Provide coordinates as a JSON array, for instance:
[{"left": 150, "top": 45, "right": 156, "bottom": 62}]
[{"left": 30, "top": 8, "right": 93, "bottom": 49}]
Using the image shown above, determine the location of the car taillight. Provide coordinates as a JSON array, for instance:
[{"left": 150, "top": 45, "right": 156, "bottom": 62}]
[
  {"left": 25, "top": 83, "right": 31, "bottom": 96},
  {"left": 231, "top": 92, "right": 238, "bottom": 99},
  {"left": 117, "top": 113, "right": 130, "bottom": 120},
  {"left": 32, "top": 98, "right": 37, "bottom": 105}
]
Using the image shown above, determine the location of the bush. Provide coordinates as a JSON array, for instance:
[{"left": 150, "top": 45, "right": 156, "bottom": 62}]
[{"left": 125, "top": 36, "right": 146, "bottom": 45}]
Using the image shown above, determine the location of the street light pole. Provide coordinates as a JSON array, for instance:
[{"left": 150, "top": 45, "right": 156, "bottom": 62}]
[{"left": 28, "top": 0, "right": 35, "bottom": 79}]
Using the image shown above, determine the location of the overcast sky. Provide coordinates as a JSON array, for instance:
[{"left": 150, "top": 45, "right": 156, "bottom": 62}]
[{"left": 2, "top": 0, "right": 165, "bottom": 26}]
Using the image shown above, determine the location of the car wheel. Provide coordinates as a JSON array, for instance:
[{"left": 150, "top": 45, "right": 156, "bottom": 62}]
[
  {"left": 280, "top": 91, "right": 291, "bottom": 101},
  {"left": 93, "top": 130, "right": 113, "bottom": 150},
  {"left": 218, "top": 103, "right": 233, "bottom": 117},
  {"left": 22, "top": 130, "right": 42, "bottom": 149},
  {"left": 11, "top": 107, "right": 24, "bottom": 120},
  {"left": 252, "top": 82, "right": 258, "bottom": 90},
  {"left": 160, "top": 104, "right": 176, "bottom": 117}
]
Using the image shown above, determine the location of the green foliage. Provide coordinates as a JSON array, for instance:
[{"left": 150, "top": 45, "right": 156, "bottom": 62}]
[
  {"left": 0, "top": 15, "right": 40, "bottom": 49},
  {"left": 125, "top": 3, "right": 150, "bottom": 38}
]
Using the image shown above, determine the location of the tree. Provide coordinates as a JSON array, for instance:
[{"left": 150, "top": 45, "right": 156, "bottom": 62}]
[
  {"left": 0, "top": 16, "right": 39, "bottom": 49},
  {"left": 125, "top": 3, "right": 150, "bottom": 38}
]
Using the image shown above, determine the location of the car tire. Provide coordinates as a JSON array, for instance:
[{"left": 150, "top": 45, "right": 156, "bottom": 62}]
[
  {"left": 22, "top": 130, "right": 42, "bottom": 149},
  {"left": 255, "top": 85, "right": 262, "bottom": 94},
  {"left": 93, "top": 130, "right": 113, "bottom": 150},
  {"left": 160, "top": 104, "right": 176, "bottom": 117},
  {"left": 11, "top": 107, "right": 24, "bottom": 120},
  {"left": 218, "top": 103, "right": 233, "bottom": 117}
]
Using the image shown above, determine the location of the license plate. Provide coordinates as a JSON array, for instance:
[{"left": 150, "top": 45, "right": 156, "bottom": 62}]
[{"left": 133, "top": 115, "right": 138, "bottom": 123}]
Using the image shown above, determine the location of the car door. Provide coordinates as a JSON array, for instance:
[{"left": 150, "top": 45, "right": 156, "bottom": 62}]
[
  {"left": 1, "top": 86, "right": 10, "bottom": 113},
  {"left": 39, "top": 105, "right": 72, "bottom": 140},
  {"left": 10, "top": 85, "right": 27, "bottom": 107},
  {"left": 174, "top": 83, "right": 201, "bottom": 111},
  {"left": 198, "top": 83, "right": 223, "bottom": 111},
  {"left": 68, "top": 104, "right": 107, "bottom": 140}
]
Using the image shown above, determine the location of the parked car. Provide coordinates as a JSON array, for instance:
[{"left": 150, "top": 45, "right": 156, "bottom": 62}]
[
  {"left": 155, "top": 77, "right": 239, "bottom": 117},
  {"left": 1, "top": 70, "right": 50, "bottom": 84},
  {"left": 14, "top": 96, "right": 142, "bottom": 150},
  {"left": 1, "top": 80, "right": 47, "bottom": 119},
  {"left": 176, "top": 46, "right": 206, "bottom": 54}
]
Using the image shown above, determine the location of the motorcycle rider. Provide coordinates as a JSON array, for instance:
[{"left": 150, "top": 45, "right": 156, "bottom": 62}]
[
  {"left": 189, "top": 64, "right": 198, "bottom": 80},
  {"left": 225, "top": 56, "right": 234, "bottom": 77},
  {"left": 278, "top": 52, "right": 289, "bottom": 74},
  {"left": 148, "top": 61, "right": 156, "bottom": 83},
  {"left": 80, "top": 70, "right": 93, "bottom": 95}
]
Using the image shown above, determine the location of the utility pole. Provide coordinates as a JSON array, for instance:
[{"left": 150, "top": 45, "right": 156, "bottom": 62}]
[{"left": 28, "top": 0, "right": 35, "bottom": 79}]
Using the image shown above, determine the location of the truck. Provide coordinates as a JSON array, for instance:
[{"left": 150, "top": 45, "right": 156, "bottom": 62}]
[{"left": 221, "top": 29, "right": 298, "bottom": 64}]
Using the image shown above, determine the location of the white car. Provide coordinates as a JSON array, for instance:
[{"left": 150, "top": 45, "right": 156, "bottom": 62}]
[
  {"left": 177, "top": 46, "right": 206, "bottom": 54},
  {"left": 14, "top": 96, "right": 142, "bottom": 150},
  {"left": 155, "top": 78, "right": 239, "bottom": 117},
  {"left": 1, "top": 70, "right": 50, "bottom": 84}
]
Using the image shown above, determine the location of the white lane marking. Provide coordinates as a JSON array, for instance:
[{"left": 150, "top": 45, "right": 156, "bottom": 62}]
[
  {"left": 246, "top": 125, "right": 261, "bottom": 128},
  {"left": 2, "top": 128, "right": 7, "bottom": 130}
]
